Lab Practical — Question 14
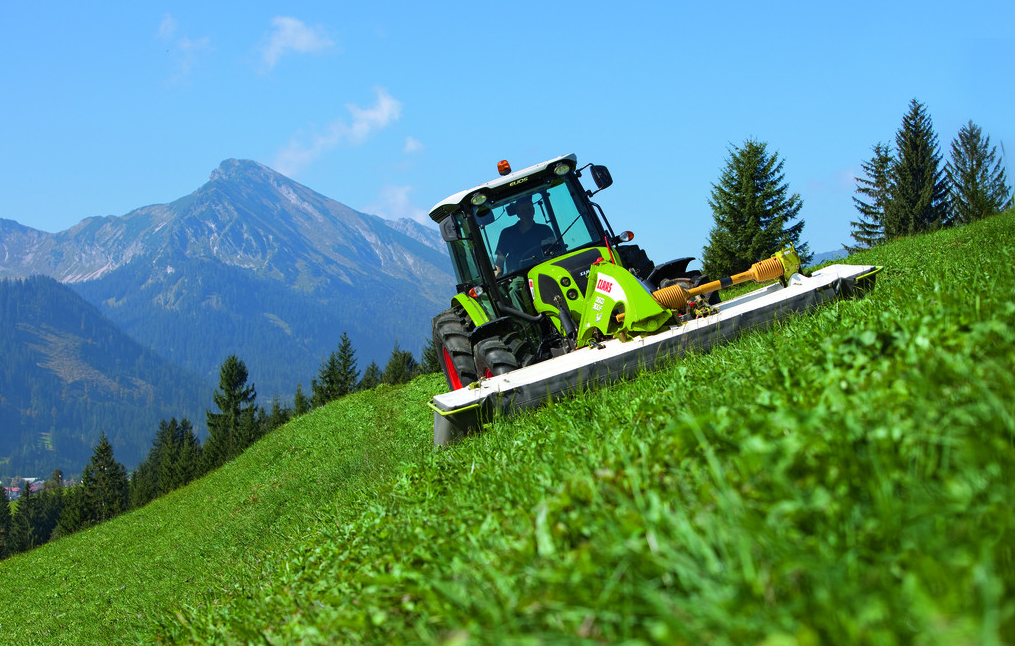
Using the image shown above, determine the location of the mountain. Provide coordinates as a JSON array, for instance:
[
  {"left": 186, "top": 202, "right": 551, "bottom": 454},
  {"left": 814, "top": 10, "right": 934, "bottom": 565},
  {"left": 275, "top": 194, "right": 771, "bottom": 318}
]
[
  {"left": 0, "top": 275, "right": 209, "bottom": 479},
  {"left": 0, "top": 159, "right": 455, "bottom": 398}
]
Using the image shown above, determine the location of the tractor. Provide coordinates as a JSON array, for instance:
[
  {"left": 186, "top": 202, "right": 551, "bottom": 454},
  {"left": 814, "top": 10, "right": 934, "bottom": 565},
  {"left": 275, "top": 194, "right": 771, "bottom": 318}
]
[{"left": 429, "top": 153, "right": 719, "bottom": 391}]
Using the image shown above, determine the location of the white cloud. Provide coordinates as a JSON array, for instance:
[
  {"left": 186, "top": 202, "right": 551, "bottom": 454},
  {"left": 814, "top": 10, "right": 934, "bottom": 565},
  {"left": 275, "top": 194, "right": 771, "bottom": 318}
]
[
  {"left": 367, "top": 185, "right": 429, "bottom": 224},
  {"left": 158, "top": 14, "right": 177, "bottom": 41},
  {"left": 157, "top": 14, "right": 210, "bottom": 81},
  {"left": 403, "top": 136, "right": 424, "bottom": 153},
  {"left": 261, "top": 16, "right": 333, "bottom": 69},
  {"left": 273, "top": 88, "right": 403, "bottom": 176}
]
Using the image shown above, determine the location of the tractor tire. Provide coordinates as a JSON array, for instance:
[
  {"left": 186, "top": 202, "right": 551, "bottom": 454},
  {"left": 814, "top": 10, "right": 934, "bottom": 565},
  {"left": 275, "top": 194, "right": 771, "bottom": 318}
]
[
  {"left": 473, "top": 330, "right": 533, "bottom": 379},
  {"left": 433, "top": 307, "right": 478, "bottom": 390}
]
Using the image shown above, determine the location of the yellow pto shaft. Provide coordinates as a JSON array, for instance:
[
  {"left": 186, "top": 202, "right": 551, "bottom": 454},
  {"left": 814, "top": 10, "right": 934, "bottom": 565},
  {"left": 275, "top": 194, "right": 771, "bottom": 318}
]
[{"left": 618, "top": 247, "right": 803, "bottom": 323}]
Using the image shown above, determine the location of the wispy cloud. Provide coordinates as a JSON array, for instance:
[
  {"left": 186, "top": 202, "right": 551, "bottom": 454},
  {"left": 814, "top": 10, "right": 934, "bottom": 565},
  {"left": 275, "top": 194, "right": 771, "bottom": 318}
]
[
  {"left": 273, "top": 88, "right": 403, "bottom": 176},
  {"left": 367, "top": 185, "right": 428, "bottom": 224},
  {"left": 157, "top": 14, "right": 210, "bottom": 82},
  {"left": 260, "top": 16, "right": 333, "bottom": 70},
  {"left": 403, "top": 136, "right": 424, "bottom": 154}
]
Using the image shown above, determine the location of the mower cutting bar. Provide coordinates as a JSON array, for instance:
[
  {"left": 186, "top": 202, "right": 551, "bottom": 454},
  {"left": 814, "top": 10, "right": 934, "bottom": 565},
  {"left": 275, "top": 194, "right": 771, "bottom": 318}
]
[{"left": 431, "top": 263, "right": 881, "bottom": 445}]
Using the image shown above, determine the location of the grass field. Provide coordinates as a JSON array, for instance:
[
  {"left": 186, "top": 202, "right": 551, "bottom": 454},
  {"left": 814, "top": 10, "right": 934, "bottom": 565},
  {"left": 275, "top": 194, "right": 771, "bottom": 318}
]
[{"left": 1, "top": 211, "right": 1013, "bottom": 645}]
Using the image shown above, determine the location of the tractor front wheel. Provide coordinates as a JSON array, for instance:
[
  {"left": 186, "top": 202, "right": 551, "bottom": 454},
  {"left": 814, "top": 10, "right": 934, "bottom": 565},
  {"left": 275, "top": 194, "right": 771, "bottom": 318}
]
[
  {"left": 473, "top": 330, "right": 533, "bottom": 379},
  {"left": 433, "top": 307, "right": 478, "bottom": 390}
]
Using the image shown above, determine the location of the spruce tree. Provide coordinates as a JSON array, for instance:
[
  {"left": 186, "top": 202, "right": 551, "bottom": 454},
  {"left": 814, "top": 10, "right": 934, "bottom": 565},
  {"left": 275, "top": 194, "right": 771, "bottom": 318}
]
[
  {"left": 9, "top": 478, "right": 38, "bottom": 553},
  {"left": 359, "top": 362, "right": 382, "bottom": 390},
  {"left": 35, "top": 469, "right": 65, "bottom": 544},
  {"left": 0, "top": 485, "right": 11, "bottom": 559},
  {"left": 80, "top": 432, "right": 129, "bottom": 524},
  {"left": 847, "top": 143, "right": 894, "bottom": 252},
  {"left": 946, "top": 120, "right": 1011, "bottom": 224},
  {"left": 701, "top": 139, "right": 810, "bottom": 279},
  {"left": 203, "top": 355, "right": 257, "bottom": 472},
  {"left": 884, "top": 99, "right": 949, "bottom": 238},
  {"left": 293, "top": 383, "right": 311, "bottom": 416},
  {"left": 264, "top": 397, "right": 292, "bottom": 433},
  {"left": 312, "top": 333, "right": 360, "bottom": 406},
  {"left": 419, "top": 337, "right": 440, "bottom": 375},
  {"left": 382, "top": 341, "right": 417, "bottom": 385}
]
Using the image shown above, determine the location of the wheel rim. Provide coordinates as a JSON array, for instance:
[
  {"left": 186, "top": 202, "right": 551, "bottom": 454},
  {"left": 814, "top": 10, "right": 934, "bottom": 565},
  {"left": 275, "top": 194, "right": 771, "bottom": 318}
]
[{"left": 443, "top": 347, "right": 463, "bottom": 390}]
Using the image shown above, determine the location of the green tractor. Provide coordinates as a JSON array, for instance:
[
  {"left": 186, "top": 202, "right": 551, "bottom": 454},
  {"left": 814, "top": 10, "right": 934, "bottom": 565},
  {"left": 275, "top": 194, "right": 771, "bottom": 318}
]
[{"left": 429, "top": 154, "right": 715, "bottom": 391}]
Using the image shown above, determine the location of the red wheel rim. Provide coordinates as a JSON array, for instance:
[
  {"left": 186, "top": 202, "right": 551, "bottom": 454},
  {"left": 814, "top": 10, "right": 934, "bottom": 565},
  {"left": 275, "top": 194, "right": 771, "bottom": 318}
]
[{"left": 443, "top": 347, "right": 463, "bottom": 390}]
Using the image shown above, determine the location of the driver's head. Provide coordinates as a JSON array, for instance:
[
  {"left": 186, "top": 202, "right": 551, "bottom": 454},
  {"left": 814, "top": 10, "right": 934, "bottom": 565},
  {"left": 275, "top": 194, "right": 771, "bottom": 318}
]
[{"left": 512, "top": 199, "right": 535, "bottom": 219}]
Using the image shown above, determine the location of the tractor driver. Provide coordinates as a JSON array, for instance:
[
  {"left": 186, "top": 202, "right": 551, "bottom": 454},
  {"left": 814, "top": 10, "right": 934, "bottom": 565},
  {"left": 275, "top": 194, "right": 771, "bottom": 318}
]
[{"left": 493, "top": 197, "right": 554, "bottom": 276}]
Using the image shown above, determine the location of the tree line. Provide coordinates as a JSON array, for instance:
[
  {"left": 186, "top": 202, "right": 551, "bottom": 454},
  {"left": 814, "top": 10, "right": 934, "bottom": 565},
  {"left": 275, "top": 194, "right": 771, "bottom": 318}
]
[
  {"left": 847, "top": 99, "right": 1009, "bottom": 250},
  {"left": 0, "top": 334, "right": 441, "bottom": 560},
  {"left": 699, "top": 98, "right": 1011, "bottom": 279}
]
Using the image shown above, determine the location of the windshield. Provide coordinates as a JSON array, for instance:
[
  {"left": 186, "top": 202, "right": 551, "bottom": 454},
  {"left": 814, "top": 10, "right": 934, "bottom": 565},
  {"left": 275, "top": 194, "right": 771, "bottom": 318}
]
[{"left": 476, "top": 177, "right": 602, "bottom": 277}]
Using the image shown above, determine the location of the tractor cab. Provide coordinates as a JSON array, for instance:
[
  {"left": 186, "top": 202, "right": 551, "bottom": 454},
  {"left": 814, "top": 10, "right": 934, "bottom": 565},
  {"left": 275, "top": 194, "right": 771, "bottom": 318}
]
[{"left": 430, "top": 154, "right": 626, "bottom": 324}]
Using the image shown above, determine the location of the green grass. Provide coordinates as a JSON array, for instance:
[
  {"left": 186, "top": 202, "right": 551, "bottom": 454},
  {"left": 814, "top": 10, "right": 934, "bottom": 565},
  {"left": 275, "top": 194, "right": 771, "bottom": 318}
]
[{"left": 2, "top": 211, "right": 1014, "bottom": 645}]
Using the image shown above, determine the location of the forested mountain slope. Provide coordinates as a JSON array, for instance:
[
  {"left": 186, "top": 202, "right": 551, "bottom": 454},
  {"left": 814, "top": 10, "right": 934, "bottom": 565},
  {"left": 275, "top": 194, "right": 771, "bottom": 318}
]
[{"left": 0, "top": 276, "right": 207, "bottom": 478}]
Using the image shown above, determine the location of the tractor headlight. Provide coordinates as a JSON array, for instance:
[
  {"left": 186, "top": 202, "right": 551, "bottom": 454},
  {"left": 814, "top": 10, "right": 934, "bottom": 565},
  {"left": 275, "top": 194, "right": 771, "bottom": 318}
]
[
  {"left": 554, "top": 162, "right": 570, "bottom": 176},
  {"left": 471, "top": 192, "right": 488, "bottom": 206}
]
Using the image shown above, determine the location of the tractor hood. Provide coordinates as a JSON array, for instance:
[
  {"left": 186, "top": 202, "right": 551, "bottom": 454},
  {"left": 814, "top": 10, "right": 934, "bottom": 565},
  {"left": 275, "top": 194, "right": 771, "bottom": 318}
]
[{"left": 428, "top": 154, "right": 578, "bottom": 223}]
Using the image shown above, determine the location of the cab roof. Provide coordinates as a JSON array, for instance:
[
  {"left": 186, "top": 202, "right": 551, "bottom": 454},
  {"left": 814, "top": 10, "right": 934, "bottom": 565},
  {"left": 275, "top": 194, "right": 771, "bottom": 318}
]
[{"left": 428, "top": 153, "right": 578, "bottom": 223}]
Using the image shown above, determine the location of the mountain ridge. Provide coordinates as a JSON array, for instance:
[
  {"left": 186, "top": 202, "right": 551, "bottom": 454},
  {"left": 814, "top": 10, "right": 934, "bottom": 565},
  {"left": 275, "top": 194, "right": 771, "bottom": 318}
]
[{"left": 0, "top": 158, "right": 455, "bottom": 398}]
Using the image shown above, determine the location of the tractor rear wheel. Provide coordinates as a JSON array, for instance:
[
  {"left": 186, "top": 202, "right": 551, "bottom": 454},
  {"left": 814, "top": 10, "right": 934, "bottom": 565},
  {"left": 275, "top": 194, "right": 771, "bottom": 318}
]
[
  {"left": 433, "top": 307, "right": 478, "bottom": 390},
  {"left": 473, "top": 330, "right": 533, "bottom": 379}
]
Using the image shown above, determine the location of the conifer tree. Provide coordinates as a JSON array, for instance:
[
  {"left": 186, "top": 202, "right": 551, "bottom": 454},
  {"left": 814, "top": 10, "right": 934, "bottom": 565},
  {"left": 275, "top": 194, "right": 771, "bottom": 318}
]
[
  {"left": 312, "top": 333, "right": 360, "bottom": 406},
  {"left": 79, "top": 432, "right": 129, "bottom": 524},
  {"left": 56, "top": 485, "right": 84, "bottom": 536},
  {"left": 293, "top": 383, "right": 311, "bottom": 416},
  {"left": 264, "top": 397, "right": 291, "bottom": 433},
  {"left": 946, "top": 120, "right": 1011, "bottom": 224},
  {"left": 0, "top": 485, "right": 12, "bottom": 559},
  {"left": 359, "top": 362, "right": 382, "bottom": 390},
  {"left": 701, "top": 139, "right": 810, "bottom": 278},
  {"left": 34, "top": 469, "right": 65, "bottom": 544},
  {"left": 382, "top": 340, "right": 417, "bottom": 385},
  {"left": 884, "top": 99, "right": 949, "bottom": 238},
  {"left": 9, "top": 478, "right": 38, "bottom": 553},
  {"left": 847, "top": 143, "right": 894, "bottom": 252},
  {"left": 419, "top": 337, "right": 440, "bottom": 375},
  {"left": 203, "top": 355, "right": 257, "bottom": 472}
]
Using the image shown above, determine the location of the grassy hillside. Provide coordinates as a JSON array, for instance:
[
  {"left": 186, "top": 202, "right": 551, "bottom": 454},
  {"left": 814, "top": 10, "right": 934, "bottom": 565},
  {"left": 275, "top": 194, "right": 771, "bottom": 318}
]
[{"left": 2, "top": 211, "right": 1014, "bottom": 644}]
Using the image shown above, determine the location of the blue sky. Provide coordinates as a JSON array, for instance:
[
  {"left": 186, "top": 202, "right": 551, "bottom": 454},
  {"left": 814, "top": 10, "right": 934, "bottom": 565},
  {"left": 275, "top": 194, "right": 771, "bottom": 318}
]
[{"left": 1, "top": 1, "right": 1012, "bottom": 265}]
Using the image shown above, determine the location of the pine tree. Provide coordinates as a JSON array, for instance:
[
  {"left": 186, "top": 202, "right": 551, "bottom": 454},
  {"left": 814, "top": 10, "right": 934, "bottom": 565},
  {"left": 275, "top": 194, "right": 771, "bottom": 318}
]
[
  {"left": 56, "top": 485, "right": 88, "bottom": 536},
  {"left": 203, "top": 355, "right": 257, "bottom": 472},
  {"left": 293, "top": 383, "right": 311, "bottom": 416},
  {"left": 847, "top": 143, "right": 894, "bottom": 252},
  {"left": 419, "top": 337, "right": 440, "bottom": 375},
  {"left": 884, "top": 99, "right": 949, "bottom": 238},
  {"left": 0, "top": 485, "right": 12, "bottom": 559},
  {"left": 9, "top": 478, "right": 38, "bottom": 553},
  {"left": 701, "top": 139, "right": 810, "bottom": 279},
  {"left": 359, "top": 362, "right": 382, "bottom": 390},
  {"left": 80, "top": 432, "right": 129, "bottom": 525},
  {"left": 946, "top": 120, "right": 1011, "bottom": 224},
  {"left": 34, "top": 469, "right": 65, "bottom": 544},
  {"left": 383, "top": 340, "right": 418, "bottom": 385},
  {"left": 264, "top": 397, "right": 292, "bottom": 433},
  {"left": 312, "top": 333, "right": 360, "bottom": 406}
]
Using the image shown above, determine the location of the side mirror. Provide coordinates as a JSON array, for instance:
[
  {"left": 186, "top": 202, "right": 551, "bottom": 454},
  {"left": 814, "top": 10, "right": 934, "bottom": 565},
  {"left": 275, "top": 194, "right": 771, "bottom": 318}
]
[
  {"left": 591, "top": 164, "right": 613, "bottom": 191},
  {"left": 439, "top": 216, "right": 460, "bottom": 242}
]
